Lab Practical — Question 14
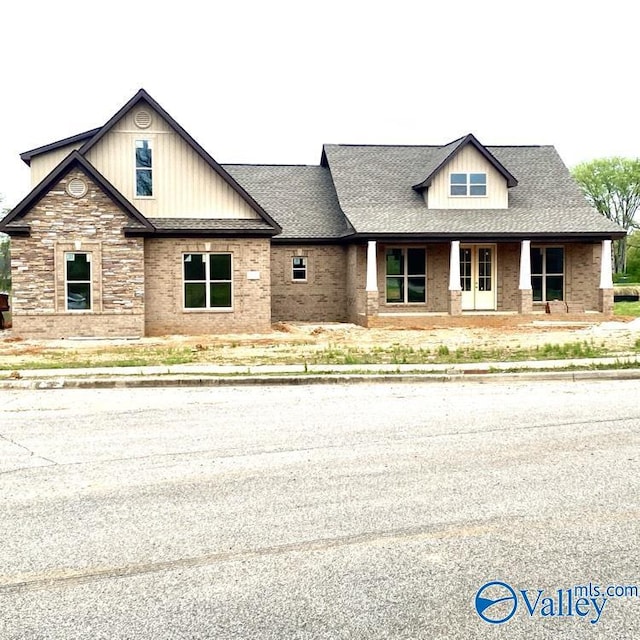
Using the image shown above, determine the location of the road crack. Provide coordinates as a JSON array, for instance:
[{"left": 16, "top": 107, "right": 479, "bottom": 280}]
[{"left": 0, "top": 431, "right": 57, "bottom": 466}]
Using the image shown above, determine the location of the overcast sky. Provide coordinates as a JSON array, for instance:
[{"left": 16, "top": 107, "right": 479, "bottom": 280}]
[{"left": 1, "top": 0, "right": 638, "bottom": 208}]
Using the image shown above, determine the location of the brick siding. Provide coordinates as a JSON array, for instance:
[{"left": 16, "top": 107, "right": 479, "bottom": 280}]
[
  {"left": 270, "top": 245, "right": 347, "bottom": 322},
  {"left": 145, "top": 238, "right": 271, "bottom": 335}
]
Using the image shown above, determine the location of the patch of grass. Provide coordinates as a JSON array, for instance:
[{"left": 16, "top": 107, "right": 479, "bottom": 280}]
[{"left": 614, "top": 301, "right": 640, "bottom": 317}]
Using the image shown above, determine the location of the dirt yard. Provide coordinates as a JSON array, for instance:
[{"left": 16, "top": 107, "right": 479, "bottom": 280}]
[{"left": 1, "top": 315, "right": 640, "bottom": 370}]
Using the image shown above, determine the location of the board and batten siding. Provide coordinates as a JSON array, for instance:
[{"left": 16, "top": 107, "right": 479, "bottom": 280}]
[
  {"left": 30, "top": 143, "right": 84, "bottom": 186},
  {"left": 82, "top": 104, "right": 261, "bottom": 220},
  {"left": 425, "top": 144, "right": 509, "bottom": 209}
]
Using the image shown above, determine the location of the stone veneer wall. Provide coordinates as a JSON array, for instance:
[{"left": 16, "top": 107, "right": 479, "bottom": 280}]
[
  {"left": 144, "top": 237, "right": 271, "bottom": 335},
  {"left": 10, "top": 169, "right": 145, "bottom": 338},
  {"left": 270, "top": 245, "right": 347, "bottom": 322}
]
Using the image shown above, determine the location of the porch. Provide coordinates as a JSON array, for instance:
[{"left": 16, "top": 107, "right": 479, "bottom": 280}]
[{"left": 355, "top": 239, "right": 615, "bottom": 324}]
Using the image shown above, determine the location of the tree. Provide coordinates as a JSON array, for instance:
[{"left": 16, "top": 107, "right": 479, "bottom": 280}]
[
  {"left": 0, "top": 195, "right": 10, "bottom": 292},
  {"left": 572, "top": 158, "right": 640, "bottom": 274}
]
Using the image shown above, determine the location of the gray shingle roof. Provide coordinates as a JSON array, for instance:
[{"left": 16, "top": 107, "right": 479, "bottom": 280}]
[
  {"left": 223, "top": 165, "right": 352, "bottom": 240},
  {"left": 321, "top": 144, "right": 625, "bottom": 237},
  {"left": 144, "top": 217, "right": 275, "bottom": 235}
]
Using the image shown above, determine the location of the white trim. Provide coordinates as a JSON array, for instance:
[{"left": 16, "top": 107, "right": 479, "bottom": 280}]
[
  {"left": 366, "top": 241, "right": 378, "bottom": 292},
  {"left": 519, "top": 240, "right": 532, "bottom": 290},
  {"left": 449, "top": 240, "right": 461, "bottom": 291},
  {"left": 600, "top": 240, "right": 613, "bottom": 289},
  {"left": 291, "top": 256, "right": 308, "bottom": 282}
]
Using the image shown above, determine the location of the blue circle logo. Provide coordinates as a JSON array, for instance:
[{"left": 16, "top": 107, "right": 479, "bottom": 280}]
[{"left": 475, "top": 581, "right": 518, "bottom": 624}]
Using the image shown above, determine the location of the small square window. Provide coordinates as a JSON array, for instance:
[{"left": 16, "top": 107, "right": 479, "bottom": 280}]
[
  {"left": 292, "top": 256, "right": 307, "bottom": 281},
  {"left": 450, "top": 172, "right": 486, "bottom": 197}
]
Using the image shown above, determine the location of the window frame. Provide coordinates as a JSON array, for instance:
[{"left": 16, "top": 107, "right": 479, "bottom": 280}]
[
  {"left": 385, "top": 247, "right": 427, "bottom": 305},
  {"left": 531, "top": 245, "right": 565, "bottom": 302},
  {"left": 449, "top": 172, "right": 487, "bottom": 197},
  {"left": 135, "top": 139, "right": 154, "bottom": 198},
  {"left": 183, "top": 252, "right": 233, "bottom": 311},
  {"left": 65, "top": 252, "right": 92, "bottom": 312},
  {"left": 291, "top": 256, "right": 308, "bottom": 282}
]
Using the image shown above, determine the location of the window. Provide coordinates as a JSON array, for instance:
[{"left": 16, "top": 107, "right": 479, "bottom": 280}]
[
  {"left": 65, "top": 252, "right": 91, "bottom": 311},
  {"left": 531, "top": 246, "right": 564, "bottom": 302},
  {"left": 450, "top": 172, "right": 487, "bottom": 197},
  {"left": 183, "top": 253, "right": 232, "bottom": 309},
  {"left": 386, "top": 248, "right": 426, "bottom": 303},
  {"left": 292, "top": 256, "right": 307, "bottom": 281},
  {"left": 135, "top": 139, "right": 153, "bottom": 197}
]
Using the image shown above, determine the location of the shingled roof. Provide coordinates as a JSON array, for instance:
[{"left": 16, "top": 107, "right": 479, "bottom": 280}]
[
  {"left": 224, "top": 164, "right": 353, "bottom": 240},
  {"left": 319, "top": 143, "right": 625, "bottom": 238}
]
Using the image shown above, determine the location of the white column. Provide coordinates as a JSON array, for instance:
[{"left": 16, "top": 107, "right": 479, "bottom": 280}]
[
  {"left": 518, "top": 240, "right": 531, "bottom": 289},
  {"left": 366, "top": 240, "right": 378, "bottom": 292},
  {"left": 600, "top": 239, "right": 613, "bottom": 289},
  {"left": 449, "top": 241, "right": 461, "bottom": 291}
]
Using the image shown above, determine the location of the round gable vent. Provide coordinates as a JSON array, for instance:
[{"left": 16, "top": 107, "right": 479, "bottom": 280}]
[
  {"left": 134, "top": 110, "right": 152, "bottom": 129},
  {"left": 66, "top": 177, "right": 88, "bottom": 198}
]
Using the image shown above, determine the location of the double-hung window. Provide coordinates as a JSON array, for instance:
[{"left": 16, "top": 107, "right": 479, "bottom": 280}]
[
  {"left": 135, "top": 140, "right": 153, "bottom": 197},
  {"left": 292, "top": 256, "right": 307, "bottom": 281},
  {"left": 65, "top": 252, "right": 91, "bottom": 311},
  {"left": 531, "top": 246, "right": 564, "bottom": 301},
  {"left": 183, "top": 253, "right": 232, "bottom": 309},
  {"left": 386, "top": 248, "right": 426, "bottom": 303},
  {"left": 450, "top": 172, "right": 487, "bottom": 197}
]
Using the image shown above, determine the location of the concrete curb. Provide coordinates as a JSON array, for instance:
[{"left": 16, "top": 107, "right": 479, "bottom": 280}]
[{"left": 2, "top": 367, "right": 640, "bottom": 390}]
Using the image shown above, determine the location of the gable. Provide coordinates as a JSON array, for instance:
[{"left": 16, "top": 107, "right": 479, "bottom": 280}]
[
  {"left": 0, "top": 152, "right": 153, "bottom": 236},
  {"left": 30, "top": 142, "right": 86, "bottom": 186},
  {"left": 425, "top": 144, "right": 509, "bottom": 209},
  {"left": 83, "top": 101, "right": 263, "bottom": 221}
]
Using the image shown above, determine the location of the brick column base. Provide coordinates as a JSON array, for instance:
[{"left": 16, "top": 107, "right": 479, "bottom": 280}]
[
  {"left": 366, "top": 290, "right": 379, "bottom": 317},
  {"left": 599, "top": 288, "right": 614, "bottom": 315},
  {"left": 449, "top": 290, "right": 462, "bottom": 315},
  {"left": 518, "top": 289, "right": 533, "bottom": 314}
]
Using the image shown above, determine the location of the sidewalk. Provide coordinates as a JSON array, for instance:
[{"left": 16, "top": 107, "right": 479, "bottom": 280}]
[{"left": 3, "top": 354, "right": 640, "bottom": 389}]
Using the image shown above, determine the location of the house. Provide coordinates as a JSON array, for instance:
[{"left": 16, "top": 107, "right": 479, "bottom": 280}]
[{"left": 0, "top": 89, "right": 625, "bottom": 338}]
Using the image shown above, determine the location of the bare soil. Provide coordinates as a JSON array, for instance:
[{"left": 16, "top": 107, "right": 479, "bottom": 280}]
[{"left": 1, "top": 316, "right": 640, "bottom": 369}]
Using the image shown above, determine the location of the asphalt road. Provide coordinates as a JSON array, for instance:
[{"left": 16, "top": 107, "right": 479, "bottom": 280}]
[{"left": 1, "top": 380, "right": 639, "bottom": 639}]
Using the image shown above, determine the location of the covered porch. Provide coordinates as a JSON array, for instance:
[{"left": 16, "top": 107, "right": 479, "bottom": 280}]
[{"left": 354, "top": 239, "right": 614, "bottom": 325}]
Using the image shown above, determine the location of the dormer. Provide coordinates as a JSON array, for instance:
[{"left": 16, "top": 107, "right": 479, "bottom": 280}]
[{"left": 412, "top": 134, "right": 517, "bottom": 209}]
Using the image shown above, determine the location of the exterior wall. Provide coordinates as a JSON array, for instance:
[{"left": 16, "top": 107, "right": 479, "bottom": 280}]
[
  {"left": 426, "top": 145, "right": 508, "bottom": 209},
  {"left": 346, "top": 244, "right": 366, "bottom": 324},
  {"left": 497, "top": 243, "right": 520, "bottom": 311},
  {"left": 144, "top": 237, "right": 271, "bottom": 335},
  {"left": 270, "top": 245, "right": 347, "bottom": 322},
  {"left": 30, "top": 143, "right": 84, "bottom": 185},
  {"left": 85, "top": 102, "right": 260, "bottom": 220},
  {"left": 565, "top": 242, "right": 600, "bottom": 311},
  {"left": 10, "top": 168, "right": 145, "bottom": 338}
]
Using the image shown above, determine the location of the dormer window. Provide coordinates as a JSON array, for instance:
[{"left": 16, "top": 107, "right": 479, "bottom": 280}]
[
  {"left": 450, "top": 172, "right": 487, "bottom": 197},
  {"left": 135, "top": 139, "right": 153, "bottom": 197}
]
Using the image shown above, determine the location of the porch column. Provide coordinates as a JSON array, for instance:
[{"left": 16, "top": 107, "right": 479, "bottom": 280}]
[
  {"left": 448, "top": 241, "right": 462, "bottom": 315},
  {"left": 366, "top": 241, "right": 378, "bottom": 292},
  {"left": 599, "top": 239, "right": 614, "bottom": 315},
  {"left": 365, "top": 240, "right": 379, "bottom": 319},
  {"left": 518, "top": 240, "right": 533, "bottom": 314}
]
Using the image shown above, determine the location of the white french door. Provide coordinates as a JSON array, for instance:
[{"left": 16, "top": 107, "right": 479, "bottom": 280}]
[{"left": 460, "top": 245, "right": 496, "bottom": 311}]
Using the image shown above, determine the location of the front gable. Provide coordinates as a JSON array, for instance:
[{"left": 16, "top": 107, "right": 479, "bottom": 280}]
[
  {"left": 0, "top": 151, "right": 154, "bottom": 236},
  {"left": 425, "top": 143, "right": 510, "bottom": 209},
  {"left": 413, "top": 134, "right": 517, "bottom": 210},
  {"left": 83, "top": 99, "right": 266, "bottom": 221}
]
